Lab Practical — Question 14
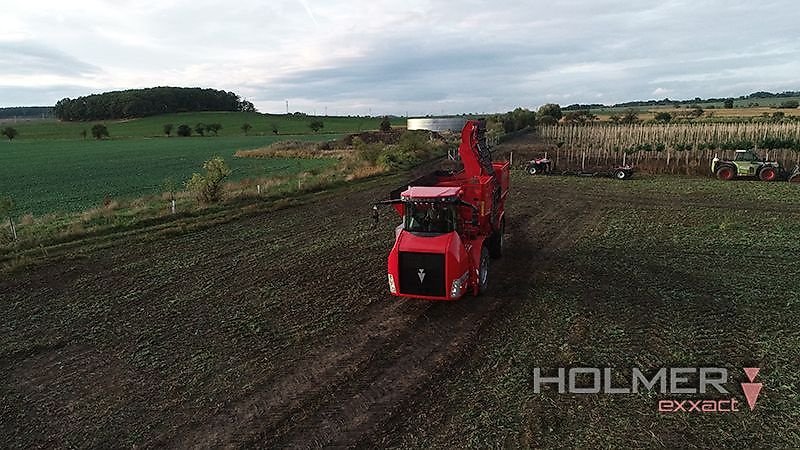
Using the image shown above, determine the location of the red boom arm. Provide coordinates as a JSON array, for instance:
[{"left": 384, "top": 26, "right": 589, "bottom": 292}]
[{"left": 458, "top": 120, "right": 494, "bottom": 178}]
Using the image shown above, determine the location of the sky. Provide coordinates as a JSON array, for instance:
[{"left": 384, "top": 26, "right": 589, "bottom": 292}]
[{"left": 2, "top": 0, "right": 799, "bottom": 116}]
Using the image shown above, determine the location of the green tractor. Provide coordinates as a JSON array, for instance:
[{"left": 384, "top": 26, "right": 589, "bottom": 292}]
[{"left": 711, "top": 149, "right": 782, "bottom": 181}]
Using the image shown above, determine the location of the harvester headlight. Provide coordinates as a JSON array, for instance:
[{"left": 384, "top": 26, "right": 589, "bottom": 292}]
[
  {"left": 450, "top": 271, "right": 469, "bottom": 298},
  {"left": 388, "top": 274, "right": 397, "bottom": 294}
]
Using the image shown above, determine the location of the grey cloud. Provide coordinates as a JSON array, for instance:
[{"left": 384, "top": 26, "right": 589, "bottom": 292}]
[
  {"left": 0, "top": 85, "right": 91, "bottom": 107},
  {"left": 247, "top": 0, "right": 800, "bottom": 113},
  {"left": 0, "top": 41, "right": 98, "bottom": 77},
  {"left": 5, "top": 0, "right": 800, "bottom": 114}
]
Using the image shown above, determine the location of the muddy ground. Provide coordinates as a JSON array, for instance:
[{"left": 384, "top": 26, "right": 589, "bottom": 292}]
[{"left": 2, "top": 134, "right": 799, "bottom": 448}]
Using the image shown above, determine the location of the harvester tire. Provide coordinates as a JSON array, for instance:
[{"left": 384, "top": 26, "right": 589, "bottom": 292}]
[
  {"left": 758, "top": 167, "right": 778, "bottom": 181},
  {"left": 488, "top": 218, "right": 505, "bottom": 259},
  {"left": 478, "top": 246, "right": 490, "bottom": 295},
  {"left": 716, "top": 166, "right": 736, "bottom": 181}
]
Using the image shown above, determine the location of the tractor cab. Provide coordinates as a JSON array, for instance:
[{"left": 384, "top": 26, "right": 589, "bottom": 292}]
[
  {"left": 733, "top": 149, "right": 761, "bottom": 162},
  {"left": 733, "top": 149, "right": 768, "bottom": 176}
]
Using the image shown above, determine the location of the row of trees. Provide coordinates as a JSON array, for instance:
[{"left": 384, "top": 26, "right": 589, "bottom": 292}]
[
  {"left": 54, "top": 87, "right": 256, "bottom": 121},
  {"left": 0, "top": 107, "right": 53, "bottom": 120},
  {"left": 563, "top": 91, "right": 800, "bottom": 111},
  {"left": 488, "top": 108, "right": 537, "bottom": 133},
  {"left": 163, "top": 123, "right": 223, "bottom": 137}
]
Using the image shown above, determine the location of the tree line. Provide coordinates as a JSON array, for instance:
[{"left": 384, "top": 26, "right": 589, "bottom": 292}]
[
  {"left": 563, "top": 90, "right": 800, "bottom": 111},
  {"left": 53, "top": 87, "right": 256, "bottom": 121},
  {"left": 0, "top": 107, "right": 53, "bottom": 120}
]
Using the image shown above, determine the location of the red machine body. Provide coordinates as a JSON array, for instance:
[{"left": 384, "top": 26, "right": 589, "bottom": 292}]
[{"left": 379, "top": 120, "right": 509, "bottom": 300}]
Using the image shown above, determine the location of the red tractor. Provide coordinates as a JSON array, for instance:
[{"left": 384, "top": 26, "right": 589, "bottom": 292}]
[{"left": 373, "top": 120, "right": 510, "bottom": 300}]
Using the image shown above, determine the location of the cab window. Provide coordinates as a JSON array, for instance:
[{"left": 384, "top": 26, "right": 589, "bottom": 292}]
[
  {"left": 404, "top": 203, "right": 457, "bottom": 234},
  {"left": 734, "top": 152, "right": 758, "bottom": 162}
]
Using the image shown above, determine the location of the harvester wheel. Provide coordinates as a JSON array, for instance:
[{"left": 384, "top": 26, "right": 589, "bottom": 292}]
[
  {"left": 478, "top": 246, "right": 490, "bottom": 295},
  {"left": 488, "top": 218, "right": 505, "bottom": 259},
  {"left": 716, "top": 166, "right": 735, "bottom": 181},
  {"left": 758, "top": 167, "right": 777, "bottom": 181}
]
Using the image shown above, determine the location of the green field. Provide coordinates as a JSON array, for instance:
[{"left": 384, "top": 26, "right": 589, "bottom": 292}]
[
  {"left": 0, "top": 112, "right": 411, "bottom": 216},
  {"left": 0, "top": 135, "right": 336, "bottom": 215},
  {"left": 0, "top": 112, "right": 405, "bottom": 140}
]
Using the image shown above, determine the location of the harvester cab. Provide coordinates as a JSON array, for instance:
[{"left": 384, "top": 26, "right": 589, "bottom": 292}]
[{"left": 373, "top": 120, "right": 509, "bottom": 300}]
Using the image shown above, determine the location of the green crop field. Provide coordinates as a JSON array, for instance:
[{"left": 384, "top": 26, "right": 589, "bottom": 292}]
[
  {"left": 0, "top": 135, "right": 336, "bottom": 215},
  {"left": 0, "top": 112, "right": 412, "bottom": 216},
  {"left": 0, "top": 112, "right": 406, "bottom": 140}
]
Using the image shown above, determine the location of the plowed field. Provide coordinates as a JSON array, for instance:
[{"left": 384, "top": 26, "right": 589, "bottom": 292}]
[{"left": 2, "top": 135, "right": 799, "bottom": 448}]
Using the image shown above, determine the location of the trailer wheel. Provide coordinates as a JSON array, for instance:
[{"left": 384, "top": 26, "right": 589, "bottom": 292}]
[
  {"left": 478, "top": 246, "right": 490, "bottom": 295},
  {"left": 716, "top": 166, "right": 736, "bottom": 181},
  {"left": 758, "top": 167, "right": 777, "bottom": 181}
]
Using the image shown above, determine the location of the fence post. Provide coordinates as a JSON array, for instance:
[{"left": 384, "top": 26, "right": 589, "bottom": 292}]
[
  {"left": 257, "top": 184, "right": 261, "bottom": 195},
  {"left": 9, "top": 217, "right": 17, "bottom": 240},
  {"left": 171, "top": 199, "right": 176, "bottom": 215}
]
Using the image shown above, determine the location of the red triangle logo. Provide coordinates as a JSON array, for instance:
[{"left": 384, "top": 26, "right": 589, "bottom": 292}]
[
  {"left": 744, "top": 367, "right": 760, "bottom": 382},
  {"left": 741, "top": 383, "right": 762, "bottom": 410}
]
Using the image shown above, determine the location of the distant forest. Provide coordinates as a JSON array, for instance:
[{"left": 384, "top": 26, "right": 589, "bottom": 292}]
[
  {"left": 0, "top": 106, "right": 54, "bottom": 120},
  {"left": 562, "top": 90, "right": 800, "bottom": 110},
  {"left": 53, "top": 87, "right": 256, "bottom": 121}
]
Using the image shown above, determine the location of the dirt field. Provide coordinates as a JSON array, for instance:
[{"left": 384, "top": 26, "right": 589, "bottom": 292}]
[{"left": 2, "top": 134, "right": 799, "bottom": 448}]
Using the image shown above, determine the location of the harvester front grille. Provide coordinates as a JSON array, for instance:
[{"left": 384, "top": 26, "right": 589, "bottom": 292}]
[{"left": 399, "top": 252, "right": 445, "bottom": 297}]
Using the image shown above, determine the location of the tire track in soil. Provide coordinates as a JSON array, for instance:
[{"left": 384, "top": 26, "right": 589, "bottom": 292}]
[
  {"left": 368, "top": 190, "right": 607, "bottom": 447},
  {"left": 164, "top": 187, "right": 600, "bottom": 448}
]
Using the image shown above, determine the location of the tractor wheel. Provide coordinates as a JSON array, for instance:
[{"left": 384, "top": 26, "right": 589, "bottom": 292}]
[
  {"left": 527, "top": 165, "right": 538, "bottom": 175},
  {"left": 614, "top": 169, "right": 627, "bottom": 180},
  {"left": 477, "top": 246, "right": 490, "bottom": 295},
  {"left": 488, "top": 217, "right": 505, "bottom": 259},
  {"left": 716, "top": 166, "right": 735, "bottom": 181},
  {"left": 758, "top": 167, "right": 777, "bottom": 181}
]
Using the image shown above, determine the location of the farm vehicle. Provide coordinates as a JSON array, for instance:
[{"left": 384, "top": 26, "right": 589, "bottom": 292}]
[
  {"left": 373, "top": 119, "right": 509, "bottom": 300},
  {"left": 789, "top": 164, "right": 800, "bottom": 183},
  {"left": 712, "top": 149, "right": 785, "bottom": 181},
  {"left": 525, "top": 157, "right": 634, "bottom": 180}
]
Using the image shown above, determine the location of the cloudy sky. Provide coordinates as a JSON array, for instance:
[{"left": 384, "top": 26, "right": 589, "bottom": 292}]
[{"left": 2, "top": 0, "right": 799, "bottom": 115}]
